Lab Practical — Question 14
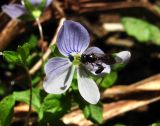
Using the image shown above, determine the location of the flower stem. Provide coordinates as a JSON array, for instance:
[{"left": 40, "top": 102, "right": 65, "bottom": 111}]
[
  {"left": 24, "top": 66, "right": 33, "bottom": 126},
  {"left": 36, "top": 18, "right": 44, "bottom": 41},
  {"left": 35, "top": 18, "right": 45, "bottom": 83}
]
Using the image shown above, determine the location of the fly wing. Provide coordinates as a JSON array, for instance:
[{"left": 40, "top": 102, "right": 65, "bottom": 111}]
[{"left": 96, "top": 53, "right": 116, "bottom": 65}]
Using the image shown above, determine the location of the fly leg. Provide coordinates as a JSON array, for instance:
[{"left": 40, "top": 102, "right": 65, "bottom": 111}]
[{"left": 95, "top": 63, "right": 105, "bottom": 74}]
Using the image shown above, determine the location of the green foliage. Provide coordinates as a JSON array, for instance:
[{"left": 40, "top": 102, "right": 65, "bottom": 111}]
[
  {"left": 32, "top": 76, "right": 41, "bottom": 86},
  {"left": 50, "top": 45, "right": 63, "bottom": 57},
  {"left": 13, "top": 88, "right": 41, "bottom": 111},
  {"left": 50, "top": 45, "right": 56, "bottom": 53},
  {"left": 151, "top": 123, "right": 160, "bottom": 126},
  {"left": 23, "top": 0, "right": 35, "bottom": 12},
  {"left": 37, "top": 0, "right": 47, "bottom": 11},
  {"left": 122, "top": 17, "right": 160, "bottom": 45},
  {"left": 39, "top": 94, "right": 71, "bottom": 125},
  {"left": 3, "top": 51, "right": 23, "bottom": 65},
  {"left": 0, "top": 95, "right": 15, "bottom": 126},
  {"left": 81, "top": 103, "right": 103, "bottom": 124},
  {"left": 3, "top": 35, "right": 38, "bottom": 66},
  {"left": 42, "top": 94, "right": 62, "bottom": 113},
  {"left": 27, "top": 35, "right": 38, "bottom": 48},
  {"left": 0, "top": 84, "right": 6, "bottom": 96},
  {"left": 17, "top": 44, "right": 30, "bottom": 64},
  {"left": 100, "top": 71, "right": 118, "bottom": 89},
  {"left": 114, "top": 124, "right": 126, "bottom": 126}
]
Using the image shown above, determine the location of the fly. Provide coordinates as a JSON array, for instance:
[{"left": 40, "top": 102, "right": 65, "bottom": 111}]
[{"left": 81, "top": 53, "right": 116, "bottom": 74}]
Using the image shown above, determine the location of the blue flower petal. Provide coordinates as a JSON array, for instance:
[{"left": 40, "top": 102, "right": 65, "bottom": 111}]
[
  {"left": 77, "top": 67, "right": 100, "bottom": 104},
  {"left": 45, "top": 0, "right": 52, "bottom": 8},
  {"left": 29, "top": 0, "right": 52, "bottom": 8},
  {"left": 30, "top": 0, "right": 41, "bottom": 7},
  {"left": 115, "top": 51, "right": 131, "bottom": 64},
  {"left": 44, "top": 57, "right": 75, "bottom": 94},
  {"left": 2, "top": 4, "right": 27, "bottom": 19},
  {"left": 44, "top": 65, "right": 75, "bottom": 94},
  {"left": 83, "top": 46, "right": 104, "bottom": 56},
  {"left": 44, "top": 57, "right": 71, "bottom": 81},
  {"left": 57, "top": 20, "right": 90, "bottom": 56}
]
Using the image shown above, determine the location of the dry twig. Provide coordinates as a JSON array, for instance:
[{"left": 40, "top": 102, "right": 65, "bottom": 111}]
[{"left": 29, "top": 17, "right": 66, "bottom": 75}]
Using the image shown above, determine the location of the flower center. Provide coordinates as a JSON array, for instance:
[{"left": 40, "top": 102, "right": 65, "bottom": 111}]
[
  {"left": 32, "top": 9, "right": 42, "bottom": 18},
  {"left": 69, "top": 53, "right": 81, "bottom": 66}
]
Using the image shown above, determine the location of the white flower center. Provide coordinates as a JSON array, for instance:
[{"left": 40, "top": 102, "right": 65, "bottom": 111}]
[{"left": 68, "top": 53, "right": 81, "bottom": 66}]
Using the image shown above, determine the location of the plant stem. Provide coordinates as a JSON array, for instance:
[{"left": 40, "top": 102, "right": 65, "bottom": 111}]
[
  {"left": 29, "top": 18, "right": 66, "bottom": 75},
  {"left": 36, "top": 18, "right": 44, "bottom": 41},
  {"left": 24, "top": 66, "right": 33, "bottom": 126}
]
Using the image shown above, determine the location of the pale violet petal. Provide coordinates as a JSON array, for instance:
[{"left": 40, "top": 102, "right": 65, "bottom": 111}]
[
  {"left": 84, "top": 62, "right": 111, "bottom": 76},
  {"left": 44, "top": 65, "right": 75, "bottom": 94},
  {"left": 2, "top": 4, "right": 27, "bottom": 19},
  {"left": 45, "top": 0, "right": 52, "bottom": 8},
  {"left": 77, "top": 67, "right": 100, "bottom": 104},
  {"left": 30, "top": 0, "right": 41, "bottom": 6},
  {"left": 44, "top": 57, "right": 71, "bottom": 81},
  {"left": 83, "top": 47, "right": 104, "bottom": 56},
  {"left": 57, "top": 20, "right": 90, "bottom": 56},
  {"left": 115, "top": 51, "right": 131, "bottom": 64},
  {"left": 29, "top": 0, "right": 52, "bottom": 8}
]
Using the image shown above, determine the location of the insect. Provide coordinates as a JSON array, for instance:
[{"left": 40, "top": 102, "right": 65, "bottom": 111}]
[{"left": 81, "top": 53, "right": 116, "bottom": 74}]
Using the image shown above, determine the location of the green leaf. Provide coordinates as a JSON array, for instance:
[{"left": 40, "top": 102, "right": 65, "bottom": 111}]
[
  {"left": 37, "top": 0, "right": 47, "bottom": 11},
  {"left": 17, "top": 45, "right": 29, "bottom": 64},
  {"left": 82, "top": 103, "right": 103, "bottom": 124},
  {"left": 50, "top": 45, "right": 56, "bottom": 53},
  {"left": 0, "top": 84, "right": 6, "bottom": 96},
  {"left": 13, "top": 88, "right": 41, "bottom": 111},
  {"left": 122, "top": 17, "right": 150, "bottom": 42},
  {"left": 32, "top": 76, "right": 41, "bottom": 86},
  {"left": 100, "top": 71, "right": 118, "bottom": 89},
  {"left": 114, "top": 124, "right": 126, "bottom": 126},
  {"left": 122, "top": 17, "right": 160, "bottom": 45},
  {"left": 149, "top": 25, "right": 160, "bottom": 45},
  {"left": 27, "top": 35, "right": 38, "bottom": 48},
  {"left": 3, "top": 51, "right": 23, "bottom": 65},
  {"left": 23, "top": 0, "right": 35, "bottom": 12},
  {"left": 42, "top": 94, "right": 62, "bottom": 113},
  {"left": 0, "top": 95, "right": 15, "bottom": 126},
  {"left": 151, "top": 123, "right": 160, "bottom": 126},
  {"left": 17, "top": 35, "right": 37, "bottom": 64},
  {"left": 39, "top": 94, "right": 71, "bottom": 122}
]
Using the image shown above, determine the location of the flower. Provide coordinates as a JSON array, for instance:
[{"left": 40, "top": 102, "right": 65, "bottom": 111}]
[
  {"left": 2, "top": 0, "right": 52, "bottom": 19},
  {"left": 43, "top": 20, "right": 131, "bottom": 104}
]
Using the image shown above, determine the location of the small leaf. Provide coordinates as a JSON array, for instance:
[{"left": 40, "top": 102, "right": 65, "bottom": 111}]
[
  {"left": 32, "top": 76, "right": 41, "bottom": 86},
  {"left": 82, "top": 103, "right": 103, "bottom": 124},
  {"left": 50, "top": 45, "right": 56, "bottom": 53},
  {"left": 151, "top": 123, "right": 160, "bottom": 126},
  {"left": 27, "top": 35, "right": 38, "bottom": 48},
  {"left": 0, "top": 95, "right": 15, "bottom": 126},
  {"left": 23, "top": 0, "right": 35, "bottom": 12},
  {"left": 17, "top": 46, "right": 28, "bottom": 64},
  {"left": 13, "top": 88, "right": 41, "bottom": 111},
  {"left": 122, "top": 17, "right": 150, "bottom": 42},
  {"left": 0, "top": 84, "right": 6, "bottom": 96},
  {"left": 3, "top": 51, "right": 23, "bottom": 65},
  {"left": 100, "top": 71, "right": 118, "bottom": 89},
  {"left": 122, "top": 17, "right": 160, "bottom": 45},
  {"left": 114, "top": 124, "right": 126, "bottom": 126},
  {"left": 38, "top": 0, "right": 47, "bottom": 11},
  {"left": 42, "top": 94, "right": 62, "bottom": 113}
]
